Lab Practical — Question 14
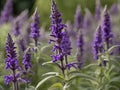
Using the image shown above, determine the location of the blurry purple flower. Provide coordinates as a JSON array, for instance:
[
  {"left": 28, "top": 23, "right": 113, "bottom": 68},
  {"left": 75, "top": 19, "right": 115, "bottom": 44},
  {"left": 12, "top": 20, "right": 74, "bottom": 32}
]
[
  {"left": 110, "top": 3, "right": 118, "bottom": 14},
  {"left": 76, "top": 30, "right": 84, "bottom": 68},
  {"left": 93, "top": 25, "right": 103, "bottom": 60},
  {"left": 83, "top": 13, "right": 91, "bottom": 30},
  {"left": 31, "top": 9, "right": 40, "bottom": 46},
  {"left": 66, "top": 22, "right": 76, "bottom": 38},
  {"left": 4, "top": 75, "right": 13, "bottom": 85},
  {"left": 22, "top": 48, "right": 32, "bottom": 71},
  {"left": 94, "top": 0, "right": 101, "bottom": 20},
  {"left": 19, "top": 39, "right": 26, "bottom": 52},
  {"left": 13, "top": 21, "right": 20, "bottom": 37},
  {"left": 0, "top": 0, "right": 13, "bottom": 24},
  {"left": 17, "top": 10, "right": 28, "bottom": 26},
  {"left": 101, "top": 6, "right": 113, "bottom": 49},
  {"left": 74, "top": 5, "right": 83, "bottom": 30},
  {"left": 77, "top": 31, "right": 84, "bottom": 57},
  {"left": 60, "top": 30, "right": 72, "bottom": 56}
]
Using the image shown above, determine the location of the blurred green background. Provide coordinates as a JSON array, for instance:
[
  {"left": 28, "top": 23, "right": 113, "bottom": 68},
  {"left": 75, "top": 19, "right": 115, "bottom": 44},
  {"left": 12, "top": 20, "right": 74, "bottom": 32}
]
[{"left": 0, "top": 0, "right": 118, "bottom": 26}]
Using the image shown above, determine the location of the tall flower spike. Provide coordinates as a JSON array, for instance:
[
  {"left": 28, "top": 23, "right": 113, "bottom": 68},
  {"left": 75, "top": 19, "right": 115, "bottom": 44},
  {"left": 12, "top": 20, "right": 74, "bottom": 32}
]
[
  {"left": 50, "top": 0, "right": 66, "bottom": 62},
  {"left": 50, "top": 0, "right": 66, "bottom": 40},
  {"left": 101, "top": 6, "right": 113, "bottom": 49},
  {"left": 5, "top": 34, "right": 19, "bottom": 70},
  {"left": 0, "top": 0, "right": 13, "bottom": 24},
  {"left": 76, "top": 30, "right": 84, "bottom": 68},
  {"left": 22, "top": 48, "right": 32, "bottom": 71},
  {"left": 5, "top": 34, "right": 20, "bottom": 87},
  {"left": 93, "top": 25, "right": 103, "bottom": 60},
  {"left": 31, "top": 8, "right": 40, "bottom": 46},
  {"left": 74, "top": 5, "right": 83, "bottom": 30}
]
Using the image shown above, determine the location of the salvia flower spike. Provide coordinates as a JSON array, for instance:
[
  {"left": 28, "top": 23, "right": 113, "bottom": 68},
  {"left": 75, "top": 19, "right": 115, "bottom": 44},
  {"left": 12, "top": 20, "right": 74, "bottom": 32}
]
[
  {"left": 5, "top": 33, "right": 20, "bottom": 90},
  {"left": 50, "top": 0, "right": 66, "bottom": 63},
  {"left": 76, "top": 30, "right": 84, "bottom": 68},
  {"left": 93, "top": 25, "right": 103, "bottom": 60},
  {"left": 0, "top": 0, "right": 13, "bottom": 24},
  {"left": 74, "top": 5, "right": 83, "bottom": 30},
  {"left": 101, "top": 5, "right": 113, "bottom": 49},
  {"left": 31, "top": 8, "right": 40, "bottom": 46}
]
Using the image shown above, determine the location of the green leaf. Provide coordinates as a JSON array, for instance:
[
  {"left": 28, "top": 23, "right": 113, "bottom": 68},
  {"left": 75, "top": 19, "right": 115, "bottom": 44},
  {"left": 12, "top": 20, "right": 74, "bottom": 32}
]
[
  {"left": 48, "top": 83, "right": 63, "bottom": 90},
  {"left": 0, "top": 85, "right": 4, "bottom": 90},
  {"left": 68, "top": 73, "right": 97, "bottom": 84},
  {"left": 42, "top": 72, "right": 59, "bottom": 76},
  {"left": 35, "top": 76, "right": 55, "bottom": 90},
  {"left": 82, "top": 63, "right": 98, "bottom": 70},
  {"left": 25, "top": 86, "right": 35, "bottom": 90},
  {"left": 108, "top": 45, "right": 120, "bottom": 53},
  {"left": 35, "top": 74, "right": 65, "bottom": 90},
  {"left": 42, "top": 61, "right": 53, "bottom": 65},
  {"left": 63, "top": 83, "right": 70, "bottom": 90}
]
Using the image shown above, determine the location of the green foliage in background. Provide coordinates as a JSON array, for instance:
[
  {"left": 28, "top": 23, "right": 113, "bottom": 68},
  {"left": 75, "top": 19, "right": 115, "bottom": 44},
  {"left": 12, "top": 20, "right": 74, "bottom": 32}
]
[{"left": 35, "top": 0, "right": 117, "bottom": 27}]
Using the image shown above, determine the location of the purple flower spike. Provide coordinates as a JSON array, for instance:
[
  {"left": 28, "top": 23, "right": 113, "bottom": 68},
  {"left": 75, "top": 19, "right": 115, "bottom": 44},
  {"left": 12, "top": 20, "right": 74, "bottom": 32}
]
[
  {"left": 50, "top": 0, "right": 66, "bottom": 63},
  {"left": 22, "top": 48, "right": 32, "bottom": 71},
  {"left": 101, "top": 6, "right": 113, "bottom": 49},
  {"left": 5, "top": 34, "right": 20, "bottom": 86},
  {"left": 74, "top": 5, "right": 83, "bottom": 30},
  {"left": 0, "top": 0, "right": 13, "bottom": 24},
  {"left": 93, "top": 25, "right": 103, "bottom": 60},
  {"left": 31, "top": 8, "right": 40, "bottom": 46},
  {"left": 77, "top": 31, "right": 84, "bottom": 57},
  {"left": 50, "top": 0, "right": 66, "bottom": 41},
  {"left": 5, "top": 34, "right": 19, "bottom": 70},
  {"left": 76, "top": 30, "right": 84, "bottom": 68}
]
